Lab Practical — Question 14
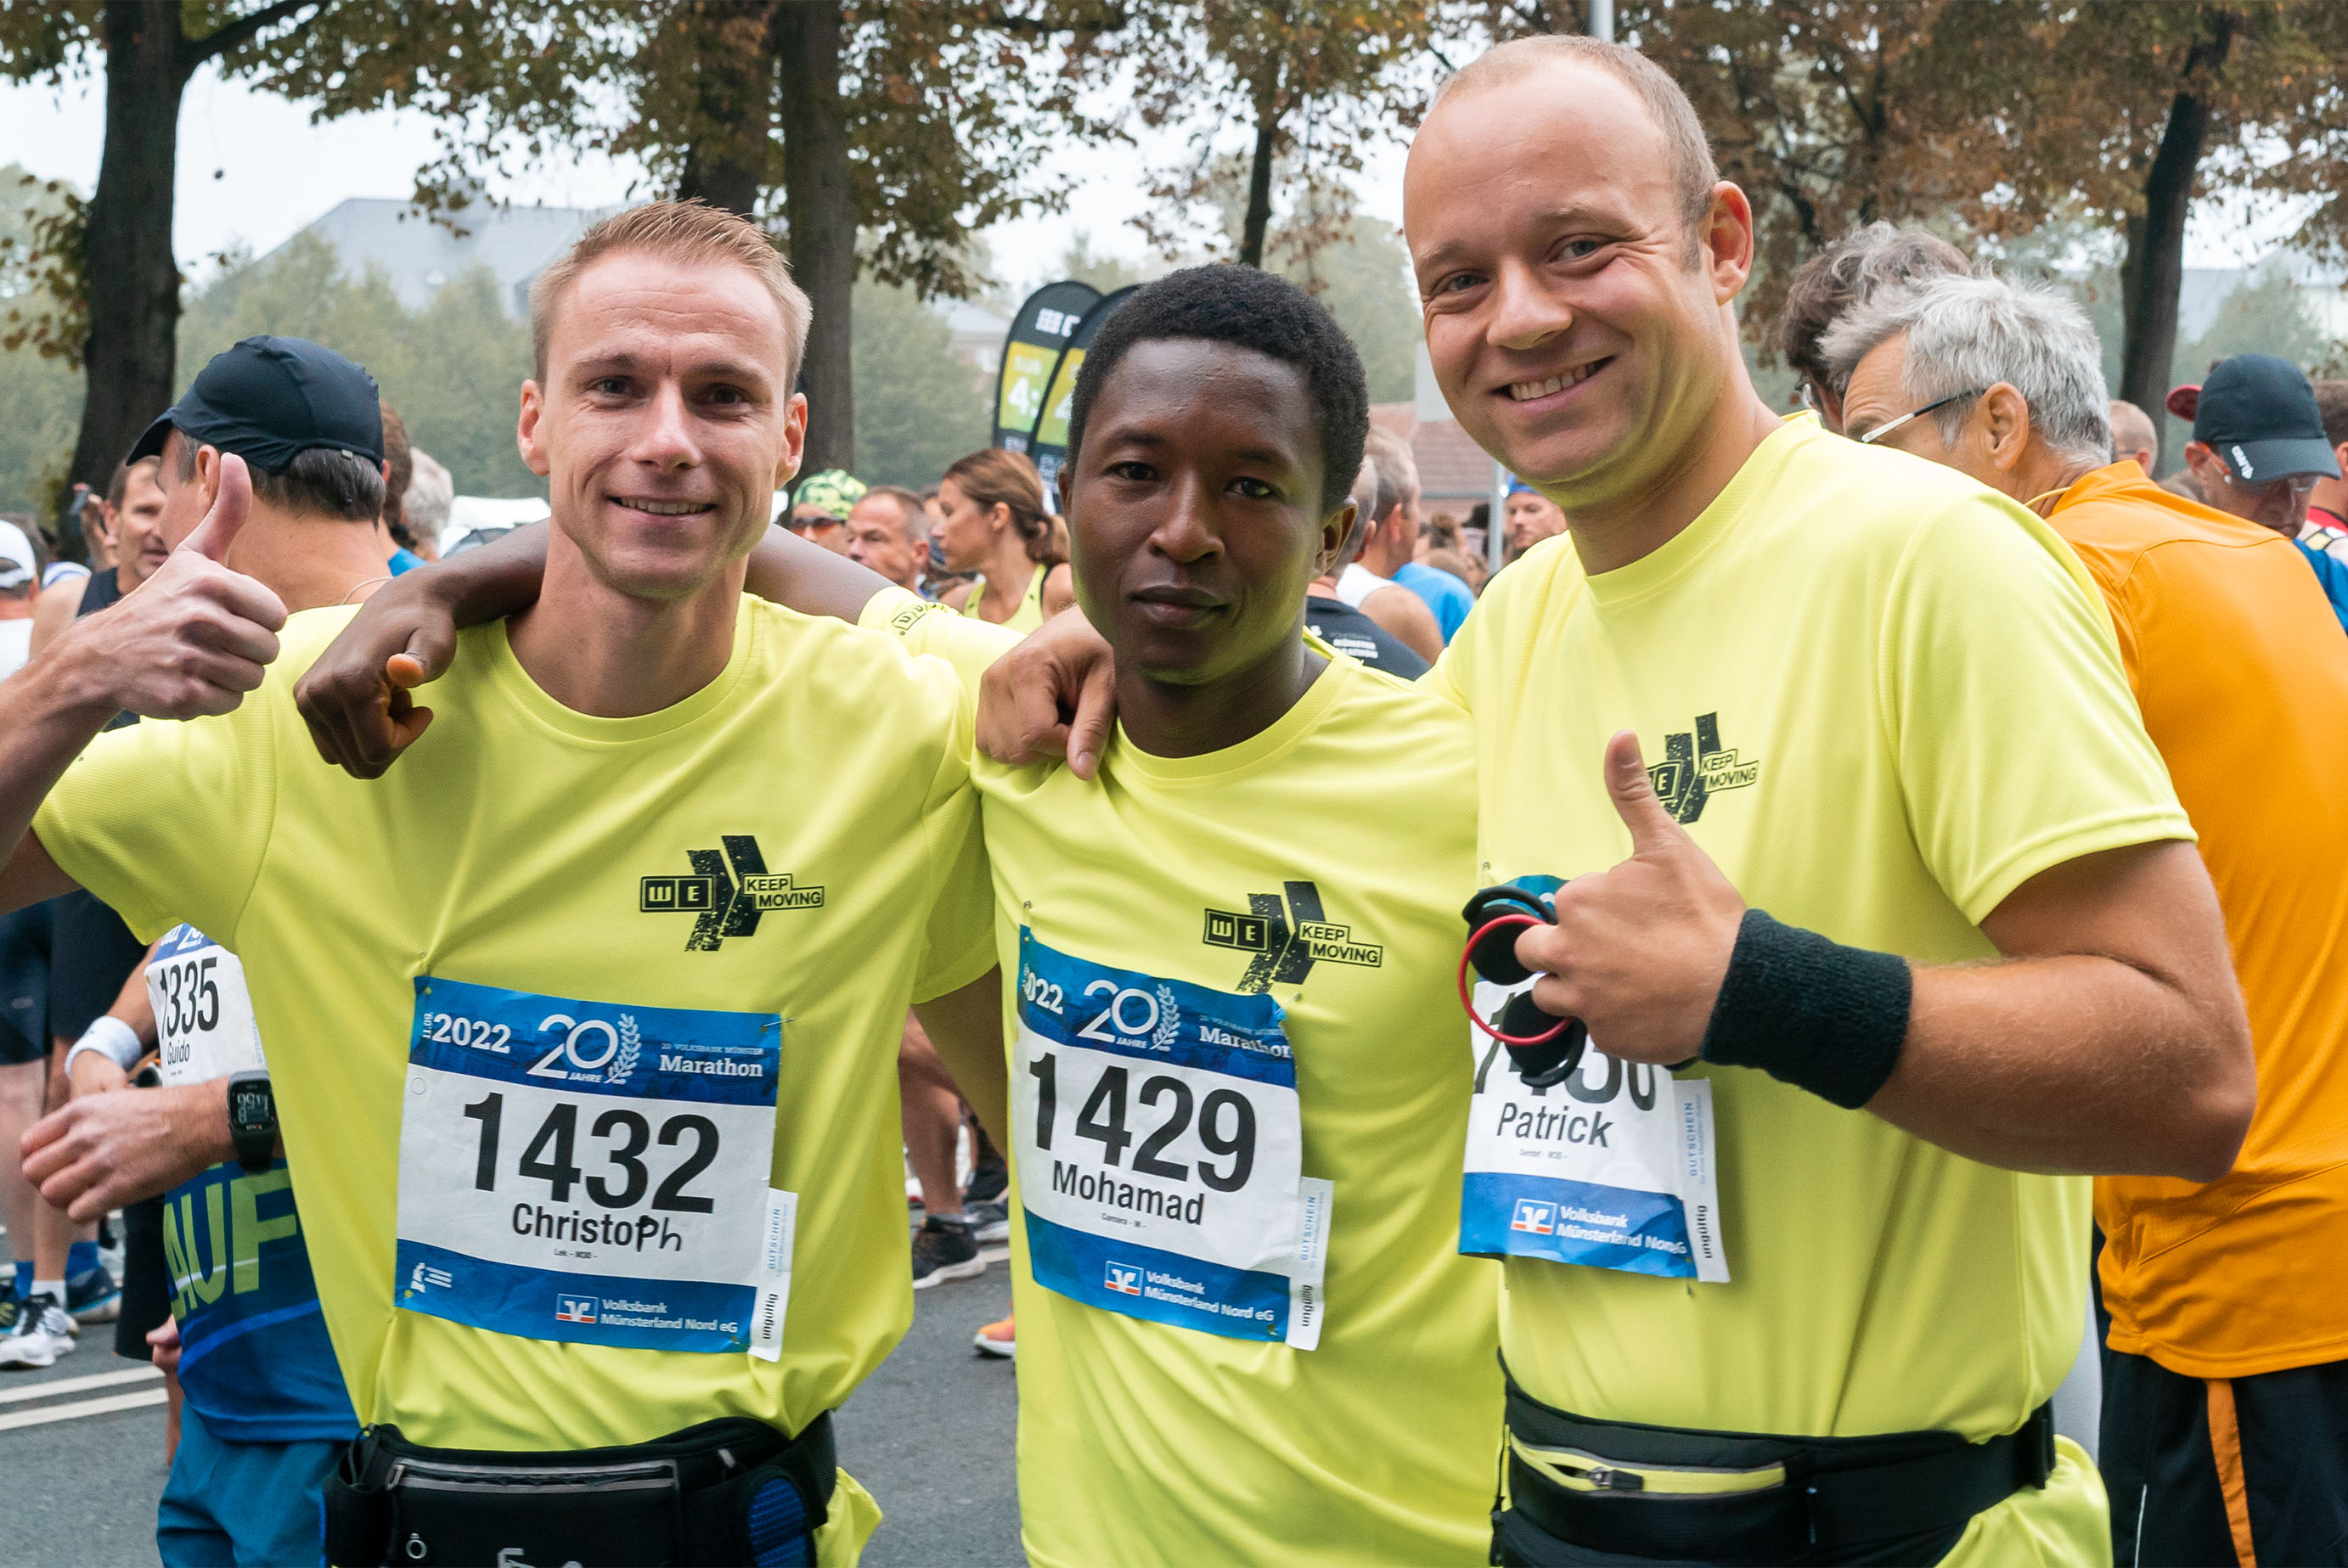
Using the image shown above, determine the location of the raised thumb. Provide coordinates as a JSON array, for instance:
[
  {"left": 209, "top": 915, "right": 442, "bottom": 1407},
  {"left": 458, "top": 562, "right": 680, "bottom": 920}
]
[
  {"left": 1604, "top": 730, "right": 1685, "bottom": 852},
  {"left": 179, "top": 451, "right": 251, "bottom": 564}
]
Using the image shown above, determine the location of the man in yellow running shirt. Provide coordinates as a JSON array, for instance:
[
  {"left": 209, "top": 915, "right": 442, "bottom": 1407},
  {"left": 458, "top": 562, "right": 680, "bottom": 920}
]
[
  {"left": 295, "top": 267, "right": 1508, "bottom": 1565},
  {"left": 0, "top": 201, "right": 1000, "bottom": 1567},
  {"left": 973, "top": 35, "right": 2258, "bottom": 1568}
]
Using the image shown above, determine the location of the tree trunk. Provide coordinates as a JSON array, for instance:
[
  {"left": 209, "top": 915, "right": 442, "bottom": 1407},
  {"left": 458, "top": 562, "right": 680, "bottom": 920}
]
[
  {"left": 66, "top": 0, "right": 187, "bottom": 509},
  {"left": 674, "top": 1, "right": 774, "bottom": 219},
  {"left": 1239, "top": 72, "right": 1280, "bottom": 269},
  {"left": 2117, "top": 11, "right": 2234, "bottom": 447},
  {"left": 775, "top": 0, "right": 854, "bottom": 474}
]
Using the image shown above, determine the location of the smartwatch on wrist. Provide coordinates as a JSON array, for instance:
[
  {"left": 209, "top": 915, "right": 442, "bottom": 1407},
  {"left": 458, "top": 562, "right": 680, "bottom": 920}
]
[{"left": 226, "top": 1071, "right": 277, "bottom": 1175}]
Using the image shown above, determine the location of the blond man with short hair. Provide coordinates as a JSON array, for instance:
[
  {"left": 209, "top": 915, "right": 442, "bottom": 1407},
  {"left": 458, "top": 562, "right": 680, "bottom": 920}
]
[{"left": 0, "top": 201, "right": 999, "bottom": 1567}]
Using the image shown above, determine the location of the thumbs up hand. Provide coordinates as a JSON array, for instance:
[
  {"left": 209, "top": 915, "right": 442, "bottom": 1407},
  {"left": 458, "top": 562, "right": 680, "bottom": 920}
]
[
  {"left": 62, "top": 452, "right": 289, "bottom": 720},
  {"left": 1513, "top": 731, "right": 1748, "bottom": 1065}
]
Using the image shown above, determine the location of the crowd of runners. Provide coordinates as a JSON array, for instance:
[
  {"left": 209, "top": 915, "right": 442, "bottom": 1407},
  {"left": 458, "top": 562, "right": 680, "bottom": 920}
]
[{"left": 0, "top": 31, "right": 2345, "bottom": 1568}]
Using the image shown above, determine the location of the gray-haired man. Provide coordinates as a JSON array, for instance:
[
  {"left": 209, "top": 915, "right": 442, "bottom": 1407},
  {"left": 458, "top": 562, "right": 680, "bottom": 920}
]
[{"left": 1826, "top": 269, "right": 2348, "bottom": 1568}]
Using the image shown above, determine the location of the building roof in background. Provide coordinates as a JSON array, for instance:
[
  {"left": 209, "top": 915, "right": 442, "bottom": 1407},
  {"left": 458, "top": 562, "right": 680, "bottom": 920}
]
[
  {"left": 264, "top": 199, "right": 618, "bottom": 320},
  {"left": 1371, "top": 401, "right": 1498, "bottom": 505}
]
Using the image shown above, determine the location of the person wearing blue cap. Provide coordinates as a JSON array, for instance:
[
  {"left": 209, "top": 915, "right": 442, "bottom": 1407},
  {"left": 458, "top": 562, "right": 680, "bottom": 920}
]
[
  {"left": 2176, "top": 354, "right": 2348, "bottom": 633},
  {"left": 1500, "top": 475, "right": 1565, "bottom": 563}
]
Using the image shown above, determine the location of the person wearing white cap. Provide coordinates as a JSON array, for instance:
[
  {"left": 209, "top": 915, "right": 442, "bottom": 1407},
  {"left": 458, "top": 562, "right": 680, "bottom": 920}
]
[{"left": 0, "top": 520, "right": 37, "bottom": 681}]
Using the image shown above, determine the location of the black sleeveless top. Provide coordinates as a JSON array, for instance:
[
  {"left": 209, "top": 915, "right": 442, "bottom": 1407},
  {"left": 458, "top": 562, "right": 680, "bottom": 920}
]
[
  {"left": 74, "top": 567, "right": 137, "bottom": 729},
  {"left": 75, "top": 565, "right": 125, "bottom": 616}
]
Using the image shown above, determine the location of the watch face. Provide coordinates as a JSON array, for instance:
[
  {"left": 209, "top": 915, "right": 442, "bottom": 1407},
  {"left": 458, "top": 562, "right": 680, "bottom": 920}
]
[{"left": 229, "top": 1081, "right": 271, "bottom": 1128}]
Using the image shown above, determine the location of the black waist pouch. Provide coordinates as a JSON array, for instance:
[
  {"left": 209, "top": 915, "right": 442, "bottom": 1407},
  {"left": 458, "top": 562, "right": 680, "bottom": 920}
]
[
  {"left": 1495, "top": 1368, "right": 2054, "bottom": 1567},
  {"left": 324, "top": 1411, "right": 836, "bottom": 1567}
]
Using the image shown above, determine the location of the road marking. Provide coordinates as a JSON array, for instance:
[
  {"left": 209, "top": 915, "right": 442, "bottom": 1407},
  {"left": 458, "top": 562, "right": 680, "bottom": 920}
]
[
  {"left": 0, "top": 1364, "right": 163, "bottom": 1406},
  {"left": 0, "top": 1387, "right": 169, "bottom": 1432}
]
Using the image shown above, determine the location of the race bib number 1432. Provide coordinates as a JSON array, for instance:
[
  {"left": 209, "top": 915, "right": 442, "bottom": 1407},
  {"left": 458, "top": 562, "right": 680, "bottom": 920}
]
[
  {"left": 395, "top": 978, "right": 794, "bottom": 1359},
  {"left": 1012, "top": 930, "right": 1330, "bottom": 1350}
]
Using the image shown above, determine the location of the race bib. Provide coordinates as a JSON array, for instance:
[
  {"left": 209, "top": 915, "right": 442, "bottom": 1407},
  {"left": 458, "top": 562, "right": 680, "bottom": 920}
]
[
  {"left": 148, "top": 926, "right": 266, "bottom": 1086},
  {"left": 1460, "top": 975, "right": 1728, "bottom": 1283},
  {"left": 1012, "top": 930, "right": 1331, "bottom": 1349},
  {"left": 394, "top": 978, "right": 794, "bottom": 1359}
]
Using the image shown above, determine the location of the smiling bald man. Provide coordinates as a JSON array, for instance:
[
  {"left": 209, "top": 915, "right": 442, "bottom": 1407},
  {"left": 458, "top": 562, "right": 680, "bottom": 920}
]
[{"left": 1403, "top": 35, "right": 2251, "bottom": 1568}]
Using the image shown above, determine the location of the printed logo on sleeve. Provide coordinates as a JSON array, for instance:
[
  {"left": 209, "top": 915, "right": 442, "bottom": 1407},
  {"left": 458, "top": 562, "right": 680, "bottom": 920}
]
[
  {"left": 1201, "top": 880, "right": 1383, "bottom": 993},
  {"left": 638, "top": 835, "right": 825, "bottom": 952}
]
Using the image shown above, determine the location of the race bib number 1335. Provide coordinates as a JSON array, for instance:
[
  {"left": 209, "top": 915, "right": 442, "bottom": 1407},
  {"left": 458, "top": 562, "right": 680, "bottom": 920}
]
[{"left": 395, "top": 978, "right": 794, "bottom": 1359}]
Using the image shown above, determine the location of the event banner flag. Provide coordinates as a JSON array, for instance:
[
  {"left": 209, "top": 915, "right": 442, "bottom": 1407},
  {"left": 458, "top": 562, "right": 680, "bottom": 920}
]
[
  {"left": 994, "top": 280, "right": 1102, "bottom": 453},
  {"left": 1030, "top": 285, "right": 1137, "bottom": 506}
]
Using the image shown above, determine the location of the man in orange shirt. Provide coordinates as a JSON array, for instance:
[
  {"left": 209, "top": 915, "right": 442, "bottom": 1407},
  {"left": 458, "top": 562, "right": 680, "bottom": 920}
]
[{"left": 1823, "top": 269, "right": 2348, "bottom": 1568}]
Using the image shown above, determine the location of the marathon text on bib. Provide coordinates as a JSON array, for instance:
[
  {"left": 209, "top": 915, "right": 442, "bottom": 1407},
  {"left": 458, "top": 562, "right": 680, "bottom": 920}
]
[
  {"left": 1013, "top": 930, "right": 1331, "bottom": 1349},
  {"left": 395, "top": 978, "right": 795, "bottom": 1358},
  {"left": 1460, "top": 975, "right": 1728, "bottom": 1283}
]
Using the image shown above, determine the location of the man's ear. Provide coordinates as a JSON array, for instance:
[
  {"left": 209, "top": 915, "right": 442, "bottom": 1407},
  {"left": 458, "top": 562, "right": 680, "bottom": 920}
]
[
  {"left": 1315, "top": 502, "right": 1358, "bottom": 576},
  {"left": 1979, "top": 384, "right": 2031, "bottom": 475},
  {"left": 517, "top": 381, "right": 553, "bottom": 477},
  {"left": 195, "top": 444, "right": 223, "bottom": 513}
]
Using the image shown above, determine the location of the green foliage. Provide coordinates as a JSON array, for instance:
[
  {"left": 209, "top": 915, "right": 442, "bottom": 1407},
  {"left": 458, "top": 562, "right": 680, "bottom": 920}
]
[
  {"left": 0, "top": 166, "right": 87, "bottom": 512},
  {"left": 177, "top": 232, "right": 541, "bottom": 497},
  {"left": 0, "top": 333, "right": 81, "bottom": 514},
  {"left": 851, "top": 278, "right": 993, "bottom": 488}
]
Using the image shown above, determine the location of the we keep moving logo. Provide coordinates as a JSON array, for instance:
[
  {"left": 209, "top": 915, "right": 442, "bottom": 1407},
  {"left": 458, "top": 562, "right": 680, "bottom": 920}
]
[
  {"left": 639, "top": 835, "right": 825, "bottom": 952},
  {"left": 1511, "top": 1200, "right": 1557, "bottom": 1236},
  {"left": 1646, "top": 713, "right": 1760, "bottom": 825},
  {"left": 1104, "top": 1262, "right": 1144, "bottom": 1297},
  {"left": 1202, "top": 880, "right": 1383, "bottom": 994}
]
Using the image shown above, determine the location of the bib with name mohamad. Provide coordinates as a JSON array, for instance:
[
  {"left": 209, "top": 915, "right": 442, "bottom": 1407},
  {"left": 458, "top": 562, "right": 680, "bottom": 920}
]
[{"left": 1012, "top": 930, "right": 1331, "bottom": 1348}]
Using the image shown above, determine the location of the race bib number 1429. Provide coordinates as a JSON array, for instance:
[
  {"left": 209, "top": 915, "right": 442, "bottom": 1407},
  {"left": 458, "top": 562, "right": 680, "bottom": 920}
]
[
  {"left": 395, "top": 978, "right": 794, "bottom": 1359},
  {"left": 1012, "top": 930, "right": 1330, "bottom": 1350}
]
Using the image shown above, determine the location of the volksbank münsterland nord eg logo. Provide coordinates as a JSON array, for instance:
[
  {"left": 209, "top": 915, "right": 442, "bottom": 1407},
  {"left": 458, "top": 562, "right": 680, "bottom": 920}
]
[
  {"left": 1202, "top": 880, "right": 1383, "bottom": 993},
  {"left": 1647, "top": 712, "right": 1760, "bottom": 824},
  {"left": 639, "top": 835, "right": 825, "bottom": 951}
]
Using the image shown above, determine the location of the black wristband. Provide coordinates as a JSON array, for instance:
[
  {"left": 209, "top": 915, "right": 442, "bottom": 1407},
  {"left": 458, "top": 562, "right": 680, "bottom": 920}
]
[{"left": 1698, "top": 909, "right": 1912, "bottom": 1110}]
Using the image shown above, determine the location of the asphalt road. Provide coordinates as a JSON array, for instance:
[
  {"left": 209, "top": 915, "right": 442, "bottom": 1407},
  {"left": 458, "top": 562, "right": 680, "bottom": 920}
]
[{"left": 0, "top": 1225, "right": 1022, "bottom": 1567}]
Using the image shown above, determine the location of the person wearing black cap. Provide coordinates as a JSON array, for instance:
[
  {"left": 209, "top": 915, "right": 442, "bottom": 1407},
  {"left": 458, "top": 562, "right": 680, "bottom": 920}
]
[
  {"left": 8, "top": 334, "right": 393, "bottom": 1562},
  {"left": 2176, "top": 353, "right": 2348, "bottom": 632}
]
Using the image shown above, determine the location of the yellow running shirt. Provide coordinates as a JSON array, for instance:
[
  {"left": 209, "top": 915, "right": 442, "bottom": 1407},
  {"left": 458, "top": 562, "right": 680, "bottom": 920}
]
[
  {"left": 872, "top": 590, "right": 1501, "bottom": 1567},
  {"left": 1427, "top": 417, "right": 2193, "bottom": 1563},
  {"left": 961, "top": 561, "right": 1049, "bottom": 632},
  {"left": 36, "top": 600, "right": 997, "bottom": 1564}
]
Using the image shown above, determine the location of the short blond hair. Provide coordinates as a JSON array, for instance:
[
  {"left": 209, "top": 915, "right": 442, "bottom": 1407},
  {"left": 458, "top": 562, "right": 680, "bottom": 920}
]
[{"left": 528, "top": 200, "right": 813, "bottom": 382}]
